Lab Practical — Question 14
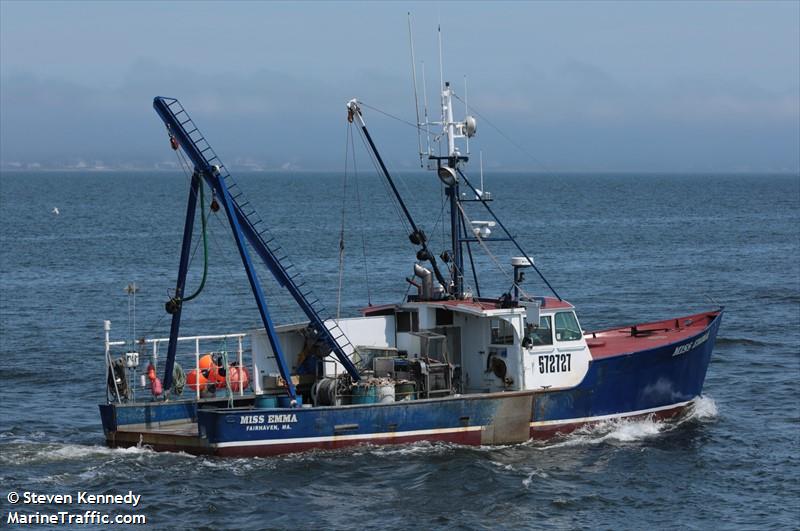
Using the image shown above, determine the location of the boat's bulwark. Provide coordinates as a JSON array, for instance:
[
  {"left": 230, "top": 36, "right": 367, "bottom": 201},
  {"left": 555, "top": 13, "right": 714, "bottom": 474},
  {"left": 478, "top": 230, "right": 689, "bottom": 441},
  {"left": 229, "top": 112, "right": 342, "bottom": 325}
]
[{"left": 199, "top": 391, "right": 535, "bottom": 457}]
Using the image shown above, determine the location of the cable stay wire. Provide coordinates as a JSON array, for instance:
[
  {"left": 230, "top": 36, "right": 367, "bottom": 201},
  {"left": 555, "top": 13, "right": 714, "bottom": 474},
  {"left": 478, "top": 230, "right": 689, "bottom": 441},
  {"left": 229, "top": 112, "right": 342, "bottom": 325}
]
[
  {"left": 357, "top": 101, "right": 422, "bottom": 131},
  {"left": 350, "top": 124, "right": 373, "bottom": 307},
  {"left": 456, "top": 202, "right": 532, "bottom": 300},
  {"left": 354, "top": 126, "right": 412, "bottom": 236},
  {"left": 451, "top": 93, "right": 555, "bottom": 175},
  {"left": 337, "top": 123, "right": 350, "bottom": 319}
]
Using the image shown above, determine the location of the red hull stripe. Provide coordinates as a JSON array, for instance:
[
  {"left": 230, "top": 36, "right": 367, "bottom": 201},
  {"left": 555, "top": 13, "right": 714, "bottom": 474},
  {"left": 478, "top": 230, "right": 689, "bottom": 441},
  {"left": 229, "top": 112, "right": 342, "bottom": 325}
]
[
  {"left": 529, "top": 401, "right": 692, "bottom": 439},
  {"left": 212, "top": 425, "right": 483, "bottom": 450},
  {"left": 216, "top": 429, "right": 483, "bottom": 457},
  {"left": 530, "top": 399, "right": 693, "bottom": 428}
]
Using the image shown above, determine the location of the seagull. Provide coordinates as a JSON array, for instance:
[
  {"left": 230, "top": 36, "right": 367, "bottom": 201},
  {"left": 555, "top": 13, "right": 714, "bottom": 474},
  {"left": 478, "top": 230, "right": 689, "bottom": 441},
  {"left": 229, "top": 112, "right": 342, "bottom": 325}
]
[{"left": 52, "top": 207, "right": 60, "bottom": 215}]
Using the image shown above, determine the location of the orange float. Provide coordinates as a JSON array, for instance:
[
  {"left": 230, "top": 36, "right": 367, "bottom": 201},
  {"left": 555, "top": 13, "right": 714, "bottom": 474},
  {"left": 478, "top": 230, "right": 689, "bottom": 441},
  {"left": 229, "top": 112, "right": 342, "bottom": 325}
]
[
  {"left": 227, "top": 365, "right": 250, "bottom": 392},
  {"left": 186, "top": 369, "right": 209, "bottom": 392},
  {"left": 208, "top": 364, "right": 250, "bottom": 392},
  {"left": 198, "top": 354, "right": 216, "bottom": 371},
  {"left": 208, "top": 365, "right": 227, "bottom": 388}
]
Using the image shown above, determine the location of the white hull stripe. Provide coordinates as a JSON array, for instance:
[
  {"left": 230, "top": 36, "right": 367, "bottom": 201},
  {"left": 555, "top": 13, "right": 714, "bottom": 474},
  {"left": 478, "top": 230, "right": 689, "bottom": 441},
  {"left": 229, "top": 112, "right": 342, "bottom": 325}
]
[
  {"left": 529, "top": 399, "right": 695, "bottom": 427},
  {"left": 212, "top": 425, "right": 484, "bottom": 449}
]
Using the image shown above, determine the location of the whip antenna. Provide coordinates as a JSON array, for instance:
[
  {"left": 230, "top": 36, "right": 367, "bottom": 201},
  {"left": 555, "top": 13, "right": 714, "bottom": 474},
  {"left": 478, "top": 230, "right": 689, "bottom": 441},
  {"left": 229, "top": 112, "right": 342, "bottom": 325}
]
[
  {"left": 408, "top": 13, "right": 423, "bottom": 166},
  {"left": 421, "top": 61, "right": 432, "bottom": 159},
  {"left": 464, "top": 75, "right": 470, "bottom": 155}
]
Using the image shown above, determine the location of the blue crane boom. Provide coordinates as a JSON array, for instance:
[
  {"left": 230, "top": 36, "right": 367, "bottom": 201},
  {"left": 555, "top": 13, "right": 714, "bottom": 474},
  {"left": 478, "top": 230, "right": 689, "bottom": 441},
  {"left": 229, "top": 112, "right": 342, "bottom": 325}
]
[{"left": 153, "top": 97, "right": 361, "bottom": 400}]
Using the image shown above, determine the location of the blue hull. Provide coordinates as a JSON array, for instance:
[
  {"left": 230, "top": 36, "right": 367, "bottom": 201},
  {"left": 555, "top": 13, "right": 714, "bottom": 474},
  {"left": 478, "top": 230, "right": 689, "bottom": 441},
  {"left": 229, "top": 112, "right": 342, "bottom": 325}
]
[
  {"left": 531, "top": 311, "right": 723, "bottom": 435},
  {"left": 100, "top": 312, "right": 722, "bottom": 456}
]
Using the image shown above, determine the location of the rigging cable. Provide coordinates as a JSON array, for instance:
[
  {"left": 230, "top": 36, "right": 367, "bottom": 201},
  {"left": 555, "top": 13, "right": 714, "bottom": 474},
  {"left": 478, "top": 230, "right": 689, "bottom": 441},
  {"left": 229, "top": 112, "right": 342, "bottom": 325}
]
[
  {"left": 457, "top": 167, "right": 561, "bottom": 300},
  {"left": 358, "top": 101, "right": 421, "bottom": 131},
  {"left": 351, "top": 125, "right": 373, "bottom": 306},
  {"left": 460, "top": 212, "right": 481, "bottom": 297},
  {"left": 337, "top": 124, "right": 350, "bottom": 319},
  {"left": 451, "top": 93, "right": 555, "bottom": 175},
  {"left": 139, "top": 140, "right": 205, "bottom": 340},
  {"left": 355, "top": 126, "right": 412, "bottom": 236},
  {"left": 356, "top": 101, "right": 425, "bottom": 211},
  {"left": 181, "top": 182, "right": 208, "bottom": 302},
  {"left": 456, "top": 201, "right": 532, "bottom": 300}
]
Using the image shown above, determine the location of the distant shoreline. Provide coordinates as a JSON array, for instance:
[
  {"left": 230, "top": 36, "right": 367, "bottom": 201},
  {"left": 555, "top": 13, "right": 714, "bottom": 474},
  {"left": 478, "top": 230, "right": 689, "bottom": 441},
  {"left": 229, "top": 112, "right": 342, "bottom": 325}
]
[{"left": 1, "top": 168, "right": 798, "bottom": 177}]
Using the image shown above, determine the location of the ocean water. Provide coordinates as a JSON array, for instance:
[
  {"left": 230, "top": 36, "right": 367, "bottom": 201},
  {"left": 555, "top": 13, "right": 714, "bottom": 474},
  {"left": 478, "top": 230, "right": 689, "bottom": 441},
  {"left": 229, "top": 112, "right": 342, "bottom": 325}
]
[{"left": 0, "top": 171, "right": 798, "bottom": 530}]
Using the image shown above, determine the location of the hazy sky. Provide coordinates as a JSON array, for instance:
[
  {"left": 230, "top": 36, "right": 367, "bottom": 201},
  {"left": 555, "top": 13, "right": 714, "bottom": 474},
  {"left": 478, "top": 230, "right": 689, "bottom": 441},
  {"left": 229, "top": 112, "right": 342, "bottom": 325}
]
[{"left": 1, "top": 1, "right": 798, "bottom": 172}]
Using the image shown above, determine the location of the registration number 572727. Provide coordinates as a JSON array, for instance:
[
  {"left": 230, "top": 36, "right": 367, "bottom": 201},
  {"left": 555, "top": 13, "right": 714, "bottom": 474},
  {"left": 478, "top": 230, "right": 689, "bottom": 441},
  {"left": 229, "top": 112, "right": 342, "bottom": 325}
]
[{"left": 538, "top": 353, "right": 571, "bottom": 374}]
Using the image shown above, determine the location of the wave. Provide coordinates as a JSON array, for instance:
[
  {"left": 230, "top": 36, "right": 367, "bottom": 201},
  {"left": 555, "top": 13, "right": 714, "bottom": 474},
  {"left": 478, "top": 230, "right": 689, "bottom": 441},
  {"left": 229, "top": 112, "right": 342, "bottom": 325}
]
[
  {"left": 536, "top": 396, "right": 719, "bottom": 450},
  {"left": 0, "top": 441, "right": 162, "bottom": 466},
  {"left": 690, "top": 395, "right": 719, "bottom": 420},
  {"left": 715, "top": 337, "right": 776, "bottom": 347}
]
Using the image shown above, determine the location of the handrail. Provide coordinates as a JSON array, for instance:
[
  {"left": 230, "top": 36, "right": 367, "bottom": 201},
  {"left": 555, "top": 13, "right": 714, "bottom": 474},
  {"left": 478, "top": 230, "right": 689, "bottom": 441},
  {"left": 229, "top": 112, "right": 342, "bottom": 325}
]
[
  {"left": 108, "top": 332, "right": 247, "bottom": 347},
  {"left": 104, "top": 322, "right": 250, "bottom": 403}
]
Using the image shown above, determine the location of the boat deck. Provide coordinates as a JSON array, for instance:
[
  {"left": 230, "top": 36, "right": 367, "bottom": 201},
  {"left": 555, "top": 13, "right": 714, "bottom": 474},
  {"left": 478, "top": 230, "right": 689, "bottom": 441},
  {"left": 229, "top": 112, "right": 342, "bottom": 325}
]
[{"left": 586, "top": 310, "right": 720, "bottom": 360}]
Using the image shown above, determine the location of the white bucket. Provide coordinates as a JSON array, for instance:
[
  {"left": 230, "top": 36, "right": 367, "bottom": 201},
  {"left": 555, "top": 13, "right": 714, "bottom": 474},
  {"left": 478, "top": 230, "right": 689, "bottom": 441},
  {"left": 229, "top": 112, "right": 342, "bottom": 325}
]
[{"left": 376, "top": 383, "right": 395, "bottom": 403}]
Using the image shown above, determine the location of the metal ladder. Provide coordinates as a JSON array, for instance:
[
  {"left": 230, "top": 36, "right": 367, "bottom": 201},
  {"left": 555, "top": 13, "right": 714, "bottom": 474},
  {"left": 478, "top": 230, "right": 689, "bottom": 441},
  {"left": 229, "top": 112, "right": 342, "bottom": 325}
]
[{"left": 156, "top": 97, "right": 360, "bottom": 378}]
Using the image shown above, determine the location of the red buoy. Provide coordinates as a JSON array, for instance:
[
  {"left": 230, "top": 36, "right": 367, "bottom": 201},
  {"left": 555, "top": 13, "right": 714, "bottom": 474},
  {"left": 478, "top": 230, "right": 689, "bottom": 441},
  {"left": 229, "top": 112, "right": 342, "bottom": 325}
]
[
  {"left": 199, "top": 354, "right": 216, "bottom": 371},
  {"left": 151, "top": 377, "right": 163, "bottom": 396},
  {"left": 209, "top": 364, "right": 250, "bottom": 392},
  {"left": 208, "top": 364, "right": 226, "bottom": 388},
  {"left": 227, "top": 365, "right": 250, "bottom": 392},
  {"left": 146, "top": 362, "right": 157, "bottom": 382},
  {"left": 186, "top": 369, "right": 208, "bottom": 392}
]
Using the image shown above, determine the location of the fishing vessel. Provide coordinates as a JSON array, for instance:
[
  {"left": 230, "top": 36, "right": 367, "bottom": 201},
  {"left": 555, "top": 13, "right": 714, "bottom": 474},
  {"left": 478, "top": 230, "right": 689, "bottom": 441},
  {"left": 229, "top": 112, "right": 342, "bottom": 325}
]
[{"left": 99, "top": 64, "right": 722, "bottom": 457}]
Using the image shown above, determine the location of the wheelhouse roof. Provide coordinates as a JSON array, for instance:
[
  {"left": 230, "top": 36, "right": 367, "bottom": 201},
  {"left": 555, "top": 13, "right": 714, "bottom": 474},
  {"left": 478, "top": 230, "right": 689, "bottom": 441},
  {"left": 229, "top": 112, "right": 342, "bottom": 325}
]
[{"left": 362, "top": 296, "right": 574, "bottom": 318}]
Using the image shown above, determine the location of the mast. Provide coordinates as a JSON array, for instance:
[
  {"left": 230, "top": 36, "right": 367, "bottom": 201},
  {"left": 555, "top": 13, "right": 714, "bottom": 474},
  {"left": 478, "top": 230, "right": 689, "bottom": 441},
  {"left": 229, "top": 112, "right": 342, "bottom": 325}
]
[{"left": 431, "top": 80, "right": 476, "bottom": 298}]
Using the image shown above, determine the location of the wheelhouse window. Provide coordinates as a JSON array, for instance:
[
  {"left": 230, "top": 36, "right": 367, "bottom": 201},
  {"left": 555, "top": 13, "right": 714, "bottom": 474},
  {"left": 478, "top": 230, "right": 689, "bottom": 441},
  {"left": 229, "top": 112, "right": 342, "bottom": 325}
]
[
  {"left": 526, "top": 316, "right": 553, "bottom": 346},
  {"left": 436, "top": 308, "right": 454, "bottom": 326},
  {"left": 555, "top": 312, "right": 582, "bottom": 341},
  {"left": 396, "top": 311, "right": 419, "bottom": 333},
  {"left": 490, "top": 318, "right": 515, "bottom": 345}
]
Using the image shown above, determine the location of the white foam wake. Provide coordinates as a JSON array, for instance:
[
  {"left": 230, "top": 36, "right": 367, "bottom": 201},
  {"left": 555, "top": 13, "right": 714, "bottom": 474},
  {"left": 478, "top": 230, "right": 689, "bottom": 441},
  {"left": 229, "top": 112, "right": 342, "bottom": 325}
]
[
  {"left": 538, "top": 396, "right": 719, "bottom": 449},
  {"left": 689, "top": 395, "right": 719, "bottom": 420}
]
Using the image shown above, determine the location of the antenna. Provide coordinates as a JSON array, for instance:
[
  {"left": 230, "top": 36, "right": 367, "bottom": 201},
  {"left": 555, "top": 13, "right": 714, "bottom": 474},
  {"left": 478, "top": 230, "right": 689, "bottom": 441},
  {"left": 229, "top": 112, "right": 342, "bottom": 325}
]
[
  {"left": 125, "top": 282, "right": 139, "bottom": 347},
  {"left": 479, "top": 151, "right": 484, "bottom": 194},
  {"left": 464, "top": 75, "right": 470, "bottom": 155},
  {"left": 407, "top": 13, "right": 423, "bottom": 166},
  {"left": 421, "top": 61, "right": 431, "bottom": 158},
  {"left": 438, "top": 24, "right": 445, "bottom": 122},
  {"left": 438, "top": 25, "right": 444, "bottom": 90}
]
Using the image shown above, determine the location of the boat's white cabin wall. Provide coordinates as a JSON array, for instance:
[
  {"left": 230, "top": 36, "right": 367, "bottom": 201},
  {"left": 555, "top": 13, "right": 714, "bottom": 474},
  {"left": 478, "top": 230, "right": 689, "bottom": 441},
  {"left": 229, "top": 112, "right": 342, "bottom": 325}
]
[
  {"left": 521, "top": 310, "right": 592, "bottom": 391},
  {"left": 250, "top": 315, "right": 395, "bottom": 393},
  {"left": 322, "top": 315, "right": 395, "bottom": 376},
  {"left": 458, "top": 311, "right": 526, "bottom": 393},
  {"left": 459, "top": 313, "right": 489, "bottom": 392}
]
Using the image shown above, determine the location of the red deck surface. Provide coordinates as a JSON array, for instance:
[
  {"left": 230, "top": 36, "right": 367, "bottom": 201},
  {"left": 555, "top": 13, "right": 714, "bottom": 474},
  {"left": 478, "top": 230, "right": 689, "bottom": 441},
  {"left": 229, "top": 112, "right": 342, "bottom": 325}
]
[{"left": 585, "top": 310, "right": 721, "bottom": 359}]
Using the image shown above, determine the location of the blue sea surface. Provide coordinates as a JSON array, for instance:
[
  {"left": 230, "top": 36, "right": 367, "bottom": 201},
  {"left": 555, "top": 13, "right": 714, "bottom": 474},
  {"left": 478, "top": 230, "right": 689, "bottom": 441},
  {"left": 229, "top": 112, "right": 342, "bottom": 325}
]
[{"left": 0, "top": 171, "right": 798, "bottom": 530}]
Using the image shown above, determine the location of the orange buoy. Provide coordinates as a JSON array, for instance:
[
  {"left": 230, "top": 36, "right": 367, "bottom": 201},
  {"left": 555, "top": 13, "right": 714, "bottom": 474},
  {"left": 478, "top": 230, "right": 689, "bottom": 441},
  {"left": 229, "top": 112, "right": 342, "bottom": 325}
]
[
  {"left": 199, "top": 354, "right": 217, "bottom": 371},
  {"left": 186, "top": 369, "right": 209, "bottom": 392},
  {"left": 151, "top": 377, "right": 163, "bottom": 396},
  {"left": 227, "top": 365, "right": 250, "bottom": 392},
  {"left": 208, "top": 364, "right": 227, "bottom": 388},
  {"left": 146, "top": 363, "right": 157, "bottom": 381}
]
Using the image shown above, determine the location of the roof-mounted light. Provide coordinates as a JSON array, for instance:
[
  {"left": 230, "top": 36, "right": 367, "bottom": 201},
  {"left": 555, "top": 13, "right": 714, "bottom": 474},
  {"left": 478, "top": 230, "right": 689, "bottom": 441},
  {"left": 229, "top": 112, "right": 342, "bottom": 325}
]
[{"left": 437, "top": 166, "right": 458, "bottom": 186}]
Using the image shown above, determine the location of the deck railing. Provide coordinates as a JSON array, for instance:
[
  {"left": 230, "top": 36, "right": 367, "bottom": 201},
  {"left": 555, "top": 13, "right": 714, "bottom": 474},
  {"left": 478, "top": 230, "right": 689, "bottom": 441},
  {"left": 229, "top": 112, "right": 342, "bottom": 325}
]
[{"left": 104, "top": 320, "right": 250, "bottom": 404}]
